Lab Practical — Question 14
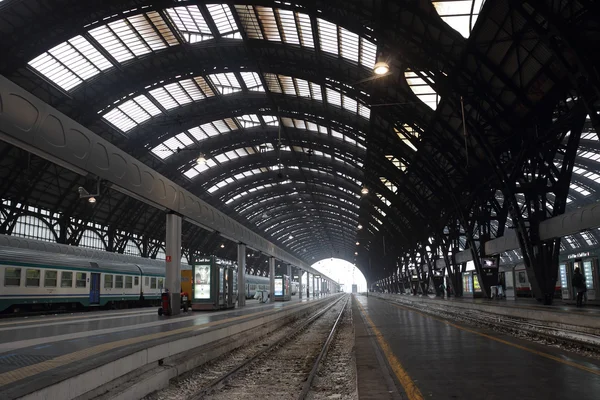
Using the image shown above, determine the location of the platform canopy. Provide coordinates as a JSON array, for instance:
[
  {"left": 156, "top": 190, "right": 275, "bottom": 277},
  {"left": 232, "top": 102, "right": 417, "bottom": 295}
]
[{"left": 0, "top": 0, "right": 598, "bottom": 281}]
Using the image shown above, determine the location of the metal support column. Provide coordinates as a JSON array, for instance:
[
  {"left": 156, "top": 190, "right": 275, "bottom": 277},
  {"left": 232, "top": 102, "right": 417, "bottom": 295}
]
[
  {"left": 298, "top": 268, "right": 303, "bottom": 299},
  {"left": 269, "top": 257, "right": 275, "bottom": 303},
  {"left": 237, "top": 243, "right": 246, "bottom": 307},
  {"left": 312, "top": 275, "right": 315, "bottom": 297},
  {"left": 166, "top": 213, "right": 182, "bottom": 315},
  {"left": 306, "top": 272, "right": 310, "bottom": 298}
]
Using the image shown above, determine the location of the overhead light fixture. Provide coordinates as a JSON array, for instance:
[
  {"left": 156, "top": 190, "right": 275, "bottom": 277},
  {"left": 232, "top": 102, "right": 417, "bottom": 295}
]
[
  {"left": 78, "top": 178, "right": 101, "bottom": 204},
  {"left": 288, "top": 235, "right": 294, "bottom": 240},
  {"left": 196, "top": 153, "right": 207, "bottom": 164},
  {"left": 361, "top": 186, "right": 369, "bottom": 195},
  {"left": 357, "top": 224, "right": 363, "bottom": 230},
  {"left": 356, "top": 241, "right": 360, "bottom": 245},
  {"left": 355, "top": 251, "right": 358, "bottom": 255},
  {"left": 373, "top": 61, "right": 390, "bottom": 75},
  {"left": 220, "top": 243, "right": 225, "bottom": 248}
]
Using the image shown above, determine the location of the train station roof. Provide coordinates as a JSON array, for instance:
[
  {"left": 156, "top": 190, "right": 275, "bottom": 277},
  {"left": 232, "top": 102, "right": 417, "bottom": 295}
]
[{"left": 0, "top": 0, "right": 598, "bottom": 280}]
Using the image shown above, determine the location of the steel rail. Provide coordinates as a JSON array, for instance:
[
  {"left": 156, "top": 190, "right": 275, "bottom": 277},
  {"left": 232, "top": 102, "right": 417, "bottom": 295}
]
[{"left": 187, "top": 294, "right": 348, "bottom": 400}]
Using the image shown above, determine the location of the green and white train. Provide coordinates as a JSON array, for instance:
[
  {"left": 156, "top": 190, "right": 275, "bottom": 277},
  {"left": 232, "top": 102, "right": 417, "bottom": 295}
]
[{"left": 0, "top": 247, "right": 169, "bottom": 313}]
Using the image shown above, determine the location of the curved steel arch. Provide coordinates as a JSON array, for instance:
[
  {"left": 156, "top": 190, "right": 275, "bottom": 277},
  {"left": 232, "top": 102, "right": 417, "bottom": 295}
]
[{"left": 245, "top": 196, "right": 358, "bottom": 224}]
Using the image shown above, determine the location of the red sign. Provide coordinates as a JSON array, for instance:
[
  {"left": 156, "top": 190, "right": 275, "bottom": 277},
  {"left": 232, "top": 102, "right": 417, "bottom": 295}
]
[{"left": 166, "top": 256, "right": 172, "bottom": 262}]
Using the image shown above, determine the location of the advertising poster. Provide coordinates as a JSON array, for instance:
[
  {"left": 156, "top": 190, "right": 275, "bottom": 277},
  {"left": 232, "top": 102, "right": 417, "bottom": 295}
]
[
  {"left": 194, "top": 264, "right": 211, "bottom": 300},
  {"left": 274, "top": 278, "right": 283, "bottom": 296},
  {"left": 473, "top": 274, "right": 481, "bottom": 292}
]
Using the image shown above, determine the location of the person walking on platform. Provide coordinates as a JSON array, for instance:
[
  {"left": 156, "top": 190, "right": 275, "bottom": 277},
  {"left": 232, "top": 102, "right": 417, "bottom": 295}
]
[{"left": 572, "top": 268, "right": 586, "bottom": 307}]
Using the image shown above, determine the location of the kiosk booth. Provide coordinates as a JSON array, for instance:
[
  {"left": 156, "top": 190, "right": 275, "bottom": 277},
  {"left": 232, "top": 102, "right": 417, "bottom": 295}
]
[
  {"left": 563, "top": 252, "right": 598, "bottom": 302},
  {"left": 461, "top": 271, "right": 483, "bottom": 298},
  {"left": 273, "top": 274, "right": 291, "bottom": 301},
  {"left": 191, "top": 256, "right": 238, "bottom": 311}
]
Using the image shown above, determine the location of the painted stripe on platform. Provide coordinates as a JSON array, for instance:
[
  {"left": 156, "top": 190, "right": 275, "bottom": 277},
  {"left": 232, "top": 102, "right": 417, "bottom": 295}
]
[
  {"left": 356, "top": 298, "right": 424, "bottom": 400},
  {"left": 384, "top": 299, "right": 600, "bottom": 377},
  {"left": 0, "top": 298, "right": 318, "bottom": 387}
]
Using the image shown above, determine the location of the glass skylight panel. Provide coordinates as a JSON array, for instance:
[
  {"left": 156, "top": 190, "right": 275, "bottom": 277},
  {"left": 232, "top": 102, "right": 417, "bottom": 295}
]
[
  {"left": 318, "top": 19, "right": 338, "bottom": 56},
  {"left": 264, "top": 73, "right": 282, "bottom": 92},
  {"left": 278, "top": 9, "right": 300, "bottom": 45},
  {"left": 395, "top": 126, "right": 418, "bottom": 151},
  {"left": 29, "top": 36, "right": 112, "bottom": 91},
  {"left": 184, "top": 167, "right": 200, "bottom": 179},
  {"left": 340, "top": 28, "right": 359, "bottom": 63},
  {"left": 240, "top": 72, "right": 265, "bottom": 92},
  {"left": 166, "top": 6, "right": 213, "bottom": 43},
  {"left": 102, "top": 95, "right": 161, "bottom": 132},
  {"left": 200, "top": 122, "right": 221, "bottom": 137},
  {"left": 359, "top": 38, "right": 377, "bottom": 70},
  {"left": 206, "top": 4, "right": 239, "bottom": 36},
  {"left": 342, "top": 95, "right": 358, "bottom": 113},
  {"left": 296, "top": 79, "right": 311, "bottom": 97},
  {"left": 358, "top": 104, "right": 371, "bottom": 119},
  {"left": 310, "top": 83, "right": 323, "bottom": 101},
  {"left": 279, "top": 75, "right": 296, "bottom": 96},
  {"left": 236, "top": 114, "right": 262, "bottom": 128},
  {"left": 432, "top": 0, "right": 485, "bottom": 38},
  {"left": 208, "top": 72, "right": 242, "bottom": 94},
  {"left": 234, "top": 5, "right": 263, "bottom": 39},
  {"left": 296, "top": 13, "right": 314, "bottom": 48},
  {"left": 326, "top": 88, "right": 342, "bottom": 107},
  {"left": 405, "top": 70, "right": 440, "bottom": 110},
  {"left": 256, "top": 7, "right": 281, "bottom": 41},
  {"left": 263, "top": 115, "right": 279, "bottom": 126}
]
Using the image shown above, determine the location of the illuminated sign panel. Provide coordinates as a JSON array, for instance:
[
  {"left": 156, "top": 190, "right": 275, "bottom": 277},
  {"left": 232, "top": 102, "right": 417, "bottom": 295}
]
[{"left": 194, "top": 263, "right": 211, "bottom": 300}]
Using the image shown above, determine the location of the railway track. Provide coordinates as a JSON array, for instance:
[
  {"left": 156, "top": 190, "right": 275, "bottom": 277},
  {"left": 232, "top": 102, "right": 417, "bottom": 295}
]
[{"left": 144, "top": 294, "right": 352, "bottom": 400}]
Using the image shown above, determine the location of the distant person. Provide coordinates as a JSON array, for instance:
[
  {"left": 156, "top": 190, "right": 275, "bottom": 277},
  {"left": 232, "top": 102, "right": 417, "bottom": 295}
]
[{"left": 572, "top": 268, "right": 586, "bottom": 307}]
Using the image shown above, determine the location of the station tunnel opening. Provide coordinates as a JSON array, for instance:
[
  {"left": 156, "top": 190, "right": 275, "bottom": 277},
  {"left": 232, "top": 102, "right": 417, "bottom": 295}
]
[{"left": 302, "top": 258, "right": 367, "bottom": 294}]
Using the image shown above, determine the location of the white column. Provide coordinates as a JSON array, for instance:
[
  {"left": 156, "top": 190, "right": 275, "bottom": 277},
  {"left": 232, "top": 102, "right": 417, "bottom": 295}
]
[
  {"left": 237, "top": 243, "right": 246, "bottom": 307},
  {"left": 166, "top": 213, "right": 182, "bottom": 315},
  {"left": 298, "top": 268, "right": 303, "bottom": 299},
  {"left": 269, "top": 257, "right": 275, "bottom": 303},
  {"left": 313, "top": 275, "right": 316, "bottom": 297}
]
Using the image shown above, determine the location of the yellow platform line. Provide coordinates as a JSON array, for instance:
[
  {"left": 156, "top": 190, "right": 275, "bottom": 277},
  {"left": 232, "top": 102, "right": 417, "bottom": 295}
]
[
  {"left": 0, "top": 304, "right": 295, "bottom": 387},
  {"left": 355, "top": 299, "right": 424, "bottom": 400},
  {"left": 385, "top": 299, "right": 600, "bottom": 377}
]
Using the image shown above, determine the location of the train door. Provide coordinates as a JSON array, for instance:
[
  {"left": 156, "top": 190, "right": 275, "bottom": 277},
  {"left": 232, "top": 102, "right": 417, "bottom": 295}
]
[{"left": 89, "top": 273, "right": 100, "bottom": 305}]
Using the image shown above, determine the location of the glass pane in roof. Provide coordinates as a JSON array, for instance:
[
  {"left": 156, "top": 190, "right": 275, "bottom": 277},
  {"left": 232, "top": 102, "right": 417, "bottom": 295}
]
[
  {"left": 278, "top": 9, "right": 299, "bottom": 45},
  {"left": 358, "top": 104, "right": 371, "bottom": 119},
  {"left": 28, "top": 35, "right": 112, "bottom": 91},
  {"left": 151, "top": 143, "right": 171, "bottom": 159},
  {"left": 326, "top": 88, "right": 342, "bottom": 107},
  {"left": 184, "top": 168, "right": 200, "bottom": 179},
  {"left": 208, "top": 72, "right": 242, "bottom": 94},
  {"left": 103, "top": 108, "right": 136, "bottom": 132},
  {"left": 235, "top": 5, "right": 263, "bottom": 39},
  {"left": 179, "top": 78, "right": 206, "bottom": 101},
  {"left": 339, "top": 28, "right": 359, "bottom": 63},
  {"left": 257, "top": 7, "right": 280, "bottom": 41},
  {"left": 201, "top": 122, "right": 219, "bottom": 137},
  {"left": 296, "top": 79, "right": 311, "bottom": 97},
  {"left": 432, "top": 0, "right": 484, "bottom": 38},
  {"left": 215, "top": 153, "right": 228, "bottom": 163},
  {"left": 342, "top": 95, "right": 358, "bottom": 113},
  {"left": 89, "top": 24, "right": 135, "bottom": 63},
  {"left": 279, "top": 75, "right": 296, "bottom": 96},
  {"left": 188, "top": 126, "right": 207, "bottom": 141},
  {"left": 296, "top": 13, "right": 314, "bottom": 48},
  {"left": 318, "top": 19, "right": 338, "bottom": 56},
  {"left": 175, "top": 132, "right": 193, "bottom": 146},
  {"left": 240, "top": 72, "right": 265, "bottom": 92},
  {"left": 194, "top": 76, "right": 215, "bottom": 97},
  {"left": 126, "top": 12, "right": 177, "bottom": 51},
  {"left": 206, "top": 4, "right": 238, "bottom": 36},
  {"left": 237, "top": 114, "right": 261, "bottom": 128},
  {"left": 264, "top": 73, "right": 282, "bottom": 93},
  {"left": 166, "top": 6, "right": 213, "bottom": 43},
  {"left": 405, "top": 70, "right": 440, "bottom": 110},
  {"left": 310, "top": 83, "right": 323, "bottom": 101},
  {"left": 359, "top": 38, "right": 377, "bottom": 70},
  {"left": 213, "top": 119, "right": 231, "bottom": 133},
  {"left": 165, "top": 82, "right": 193, "bottom": 105},
  {"left": 149, "top": 87, "right": 178, "bottom": 110},
  {"left": 263, "top": 115, "right": 279, "bottom": 126}
]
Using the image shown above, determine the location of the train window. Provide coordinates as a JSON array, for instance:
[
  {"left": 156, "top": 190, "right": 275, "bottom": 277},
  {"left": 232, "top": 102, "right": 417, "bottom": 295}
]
[
  {"left": 104, "top": 274, "right": 113, "bottom": 289},
  {"left": 4, "top": 267, "right": 21, "bottom": 286},
  {"left": 26, "top": 269, "right": 41, "bottom": 287},
  {"left": 61, "top": 271, "right": 73, "bottom": 287},
  {"left": 76, "top": 272, "right": 87, "bottom": 288},
  {"left": 115, "top": 275, "right": 124, "bottom": 289},
  {"left": 518, "top": 272, "right": 527, "bottom": 284},
  {"left": 44, "top": 270, "right": 57, "bottom": 287},
  {"left": 126, "top": 276, "right": 133, "bottom": 288},
  {"left": 145, "top": 277, "right": 150, "bottom": 287},
  {"left": 158, "top": 278, "right": 164, "bottom": 289},
  {"left": 151, "top": 277, "right": 157, "bottom": 289},
  {"left": 134, "top": 276, "right": 139, "bottom": 286}
]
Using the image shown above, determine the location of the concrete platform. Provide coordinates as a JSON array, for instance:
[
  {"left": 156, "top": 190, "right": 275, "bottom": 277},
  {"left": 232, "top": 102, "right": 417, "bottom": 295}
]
[
  {"left": 0, "top": 294, "right": 336, "bottom": 400},
  {"left": 354, "top": 294, "right": 600, "bottom": 400},
  {"left": 372, "top": 292, "right": 600, "bottom": 330}
]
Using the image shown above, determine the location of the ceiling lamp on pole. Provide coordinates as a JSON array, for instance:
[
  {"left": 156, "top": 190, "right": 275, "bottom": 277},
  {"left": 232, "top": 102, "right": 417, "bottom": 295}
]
[
  {"left": 357, "top": 224, "right": 363, "bottom": 230},
  {"left": 373, "top": 61, "right": 390, "bottom": 75},
  {"left": 361, "top": 186, "right": 369, "bottom": 195},
  {"left": 356, "top": 241, "right": 360, "bottom": 246},
  {"left": 220, "top": 243, "right": 225, "bottom": 248},
  {"left": 196, "top": 153, "right": 207, "bottom": 165}
]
